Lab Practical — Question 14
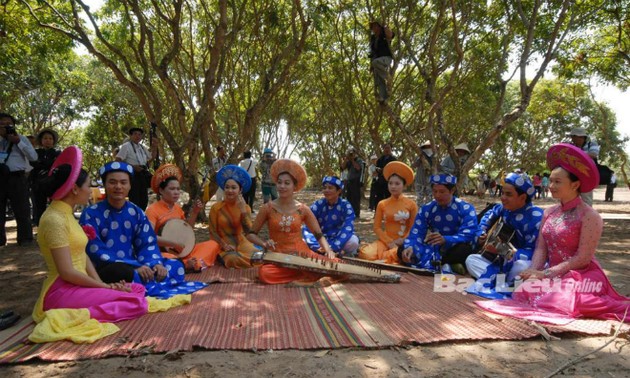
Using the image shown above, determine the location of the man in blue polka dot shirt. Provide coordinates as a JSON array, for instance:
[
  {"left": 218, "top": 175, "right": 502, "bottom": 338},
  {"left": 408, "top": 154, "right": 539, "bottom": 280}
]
[
  {"left": 79, "top": 162, "right": 207, "bottom": 299},
  {"left": 465, "top": 172, "right": 543, "bottom": 299},
  {"left": 400, "top": 174, "right": 478, "bottom": 272},
  {"left": 302, "top": 176, "right": 359, "bottom": 256}
]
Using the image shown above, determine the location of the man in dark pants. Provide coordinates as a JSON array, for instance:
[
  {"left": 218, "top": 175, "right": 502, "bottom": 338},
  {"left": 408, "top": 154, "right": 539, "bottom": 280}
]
[
  {"left": 605, "top": 172, "right": 617, "bottom": 202},
  {"left": 115, "top": 127, "right": 156, "bottom": 210},
  {"left": 340, "top": 147, "right": 365, "bottom": 218},
  {"left": 239, "top": 150, "right": 258, "bottom": 209},
  {"left": 369, "top": 21, "right": 394, "bottom": 102},
  {"left": 0, "top": 113, "right": 37, "bottom": 247},
  {"left": 374, "top": 143, "right": 396, "bottom": 207}
]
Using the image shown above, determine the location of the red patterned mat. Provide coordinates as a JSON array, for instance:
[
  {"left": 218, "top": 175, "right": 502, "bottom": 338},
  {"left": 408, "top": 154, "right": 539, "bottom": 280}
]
[
  {"left": 343, "top": 274, "right": 618, "bottom": 343},
  {"left": 0, "top": 267, "right": 620, "bottom": 363}
]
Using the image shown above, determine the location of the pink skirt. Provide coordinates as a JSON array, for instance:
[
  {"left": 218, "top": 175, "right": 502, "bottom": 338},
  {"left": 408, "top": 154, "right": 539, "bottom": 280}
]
[
  {"left": 477, "top": 261, "right": 630, "bottom": 324},
  {"left": 43, "top": 278, "right": 148, "bottom": 323}
]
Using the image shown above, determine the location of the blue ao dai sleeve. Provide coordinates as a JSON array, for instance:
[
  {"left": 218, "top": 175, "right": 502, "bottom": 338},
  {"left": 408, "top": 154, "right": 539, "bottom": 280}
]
[
  {"left": 478, "top": 205, "right": 500, "bottom": 235},
  {"left": 512, "top": 206, "right": 544, "bottom": 261},
  {"left": 79, "top": 207, "right": 138, "bottom": 267},
  {"left": 475, "top": 205, "right": 501, "bottom": 245},
  {"left": 443, "top": 203, "right": 478, "bottom": 249},
  {"left": 404, "top": 205, "right": 428, "bottom": 251},
  {"left": 132, "top": 211, "right": 163, "bottom": 268}
]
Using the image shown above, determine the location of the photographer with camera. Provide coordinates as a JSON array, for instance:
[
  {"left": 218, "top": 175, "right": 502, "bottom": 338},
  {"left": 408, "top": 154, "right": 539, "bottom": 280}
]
[
  {"left": 0, "top": 113, "right": 37, "bottom": 247},
  {"left": 340, "top": 147, "right": 365, "bottom": 218},
  {"left": 115, "top": 127, "right": 157, "bottom": 210}
]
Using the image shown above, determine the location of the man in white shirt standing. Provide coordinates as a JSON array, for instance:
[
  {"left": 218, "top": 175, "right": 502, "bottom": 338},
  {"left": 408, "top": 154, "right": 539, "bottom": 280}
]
[
  {"left": 238, "top": 150, "right": 258, "bottom": 210},
  {"left": 115, "top": 127, "right": 156, "bottom": 210}
]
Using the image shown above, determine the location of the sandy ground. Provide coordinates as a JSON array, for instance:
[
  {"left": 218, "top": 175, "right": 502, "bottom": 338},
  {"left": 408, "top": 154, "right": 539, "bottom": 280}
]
[{"left": 1, "top": 187, "right": 629, "bottom": 377}]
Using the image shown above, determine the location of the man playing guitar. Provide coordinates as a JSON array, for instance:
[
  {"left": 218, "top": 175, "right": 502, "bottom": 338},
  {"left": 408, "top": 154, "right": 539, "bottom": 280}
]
[{"left": 466, "top": 172, "right": 543, "bottom": 298}]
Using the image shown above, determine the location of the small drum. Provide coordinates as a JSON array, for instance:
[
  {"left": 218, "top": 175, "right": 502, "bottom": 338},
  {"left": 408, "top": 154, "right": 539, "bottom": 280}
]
[{"left": 158, "top": 219, "right": 196, "bottom": 258}]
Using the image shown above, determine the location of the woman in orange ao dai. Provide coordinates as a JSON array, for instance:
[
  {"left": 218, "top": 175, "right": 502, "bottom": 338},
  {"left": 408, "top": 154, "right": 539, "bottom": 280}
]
[
  {"left": 145, "top": 164, "right": 220, "bottom": 271},
  {"left": 358, "top": 161, "right": 418, "bottom": 264},
  {"left": 207, "top": 164, "right": 259, "bottom": 269},
  {"left": 246, "top": 159, "right": 337, "bottom": 285}
]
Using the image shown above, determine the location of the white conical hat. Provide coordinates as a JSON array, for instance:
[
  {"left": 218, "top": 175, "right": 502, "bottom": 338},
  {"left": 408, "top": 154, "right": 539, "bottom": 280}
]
[{"left": 454, "top": 143, "right": 470, "bottom": 153}]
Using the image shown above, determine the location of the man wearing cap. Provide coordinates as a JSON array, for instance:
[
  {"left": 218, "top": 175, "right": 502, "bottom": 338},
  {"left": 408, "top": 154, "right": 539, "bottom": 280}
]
[
  {"left": 115, "top": 127, "right": 156, "bottom": 210},
  {"left": 80, "top": 162, "right": 207, "bottom": 298},
  {"left": 412, "top": 140, "right": 434, "bottom": 206},
  {"left": 259, "top": 148, "right": 278, "bottom": 203},
  {"left": 340, "top": 146, "right": 365, "bottom": 217},
  {"left": 303, "top": 176, "right": 359, "bottom": 256},
  {"left": 440, "top": 143, "right": 471, "bottom": 192},
  {"left": 400, "top": 174, "right": 478, "bottom": 273},
  {"left": 0, "top": 113, "right": 37, "bottom": 247},
  {"left": 440, "top": 143, "right": 470, "bottom": 176},
  {"left": 465, "top": 173, "right": 543, "bottom": 298},
  {"left": 567, "top": 127, "right": 600, "bottom": 206},
  {"left": 369, "top": 21, "right": 394, "bottom": 102}
]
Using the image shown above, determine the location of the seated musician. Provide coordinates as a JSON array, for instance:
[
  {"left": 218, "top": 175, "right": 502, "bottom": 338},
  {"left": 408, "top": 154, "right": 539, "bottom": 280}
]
[
  {"left": 478, "top": 144, "right": 630, "bottom": 323},
  {"left": 302, "top": 176, "right": 359, "bottom": 257},
  {"left": 145, "top": 164, "right": 220, "bottom": 272},
  {"left": 246, "top": 159, "right": 338, "bottom": 286},
  {"left": 465, "top": 173, "right": 543, "bottom": 298},
  {"left": 207, "top": 164, "right": 259, "bottom": 269},
  {"left": 358, "top": 162, "right": 418, "bottom": 263},
  {"left": 80, "top": 162, "right": 207, "bottom": 298},
  {"left": 400, "top": 174, "right": 478, "bottom": 273}
]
